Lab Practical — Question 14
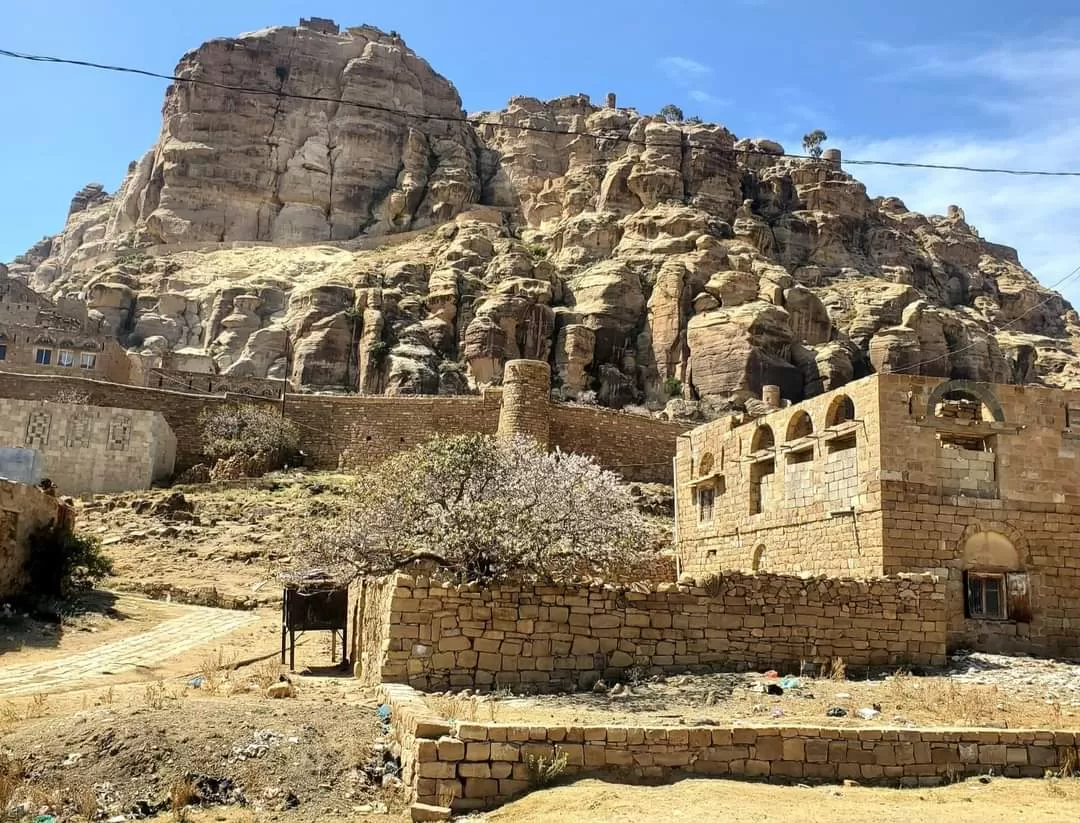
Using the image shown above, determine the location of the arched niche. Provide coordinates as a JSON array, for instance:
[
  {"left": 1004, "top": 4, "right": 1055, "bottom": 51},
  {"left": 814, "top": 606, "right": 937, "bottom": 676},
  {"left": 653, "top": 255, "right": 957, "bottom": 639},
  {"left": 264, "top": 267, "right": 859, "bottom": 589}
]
[{"left": 927, "top": 380, "right": 1005, "bottom": 423}]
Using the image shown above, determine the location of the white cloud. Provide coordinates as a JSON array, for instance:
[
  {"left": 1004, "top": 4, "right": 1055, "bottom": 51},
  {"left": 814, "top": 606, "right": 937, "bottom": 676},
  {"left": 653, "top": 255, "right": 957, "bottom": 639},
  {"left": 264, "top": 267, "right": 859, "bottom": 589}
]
[
  {"left": 658, "top": 56, "right": 712, "bottom": 84},
  {"left": 839, "top": 33, "right": 1080, "bottom": 304},
  {"left": 689, "top": 89, "right": 729, "bottom": 106}
]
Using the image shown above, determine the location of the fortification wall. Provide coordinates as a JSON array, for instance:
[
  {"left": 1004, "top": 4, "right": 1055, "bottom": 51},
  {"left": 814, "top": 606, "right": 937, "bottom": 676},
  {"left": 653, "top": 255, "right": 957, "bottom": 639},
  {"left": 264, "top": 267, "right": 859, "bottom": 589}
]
[
  {"left": 0, "top": 366, "right": 684, "bottom": 482},
  {"left": 352, "top": 573, "right": 947, "bottom": 691}
]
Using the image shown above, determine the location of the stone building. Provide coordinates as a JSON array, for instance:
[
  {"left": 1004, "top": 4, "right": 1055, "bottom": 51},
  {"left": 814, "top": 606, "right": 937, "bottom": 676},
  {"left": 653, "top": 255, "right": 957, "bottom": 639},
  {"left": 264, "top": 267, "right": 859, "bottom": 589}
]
[
  {"left": 676, "top": 373, "right": 1080, "bottom": 656},
  {"left": 0, "top": 399, "right": 176, "bottom": 496},
  {"left": 0, "top": 479, "right": 74, "bottom": 597},
  {"left": 0, "top": 272, "right": 130, "bottom": 383}
]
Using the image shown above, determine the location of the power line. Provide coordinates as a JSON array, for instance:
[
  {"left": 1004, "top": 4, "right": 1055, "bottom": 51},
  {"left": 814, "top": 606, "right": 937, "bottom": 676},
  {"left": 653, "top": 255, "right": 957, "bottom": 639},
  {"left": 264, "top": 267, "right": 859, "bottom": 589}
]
[
  {"left": 4, "top": 46, "right": 1080, "bottom": 178},
  {"left": 893, "top": 262, "right": 1080, "bottom": 374}
]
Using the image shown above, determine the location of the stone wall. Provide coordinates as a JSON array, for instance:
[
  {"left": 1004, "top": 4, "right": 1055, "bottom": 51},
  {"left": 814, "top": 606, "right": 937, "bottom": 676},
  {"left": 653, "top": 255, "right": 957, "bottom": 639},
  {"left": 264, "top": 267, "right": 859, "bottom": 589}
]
[
  {"left": 0, "top": 398, "right": 176, "bottom": 496},
  {"left": 0, "top": 479, "right": 72, "bottom": 597},
  {"left": 0, "top": 371, "right": 683, "bottom": 482},
  {"left": 550, "top": 405, "right": 689, "bottom": 484},
  {"left": 380, "top": 683, "right": 1080, "bottom": 815},
  {"left": 676, "top": 375, "right": 884, "bottom": 577},
  {"left": 352, "top": 573, "right": 947, "bottom": 691},
  {"left": 146, "top": 368, "right": 286, "bottom": 399}
]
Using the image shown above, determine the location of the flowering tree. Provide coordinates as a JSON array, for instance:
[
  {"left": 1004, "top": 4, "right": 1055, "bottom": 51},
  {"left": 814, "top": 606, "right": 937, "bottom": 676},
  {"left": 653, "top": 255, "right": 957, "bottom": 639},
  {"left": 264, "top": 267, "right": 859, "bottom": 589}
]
[{"left": 296, "top": 434, "right": 650, "bottom": 583}]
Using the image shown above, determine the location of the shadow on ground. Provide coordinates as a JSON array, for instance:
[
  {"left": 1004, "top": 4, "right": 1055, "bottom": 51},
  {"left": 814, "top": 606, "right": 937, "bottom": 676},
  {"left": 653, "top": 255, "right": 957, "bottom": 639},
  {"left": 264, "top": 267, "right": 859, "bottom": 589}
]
[{"left": 0, "top": 589, "right": 123, "bottom": 654}]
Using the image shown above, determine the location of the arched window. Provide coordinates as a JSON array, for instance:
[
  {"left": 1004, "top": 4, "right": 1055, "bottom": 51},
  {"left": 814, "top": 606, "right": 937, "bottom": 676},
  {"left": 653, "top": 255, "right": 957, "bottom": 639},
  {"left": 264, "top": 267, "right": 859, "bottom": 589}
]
[
  {"left": 751, "top": 544, "right": 766, "bottom": 572},
  {"left": 751, "top": 425, "right": 775, "bottom": 452},
  {"left": 697, "top": 452, "right": 715, "bottom": 477},
  {"left": 826, "top": 395, "right": 855, "bottom": 427},
  {"left": 961, "top": 527, "right": 1029, "bottom": 622},
  {"left": 786, "top": 411, "right": 813, "bottom": 441}
]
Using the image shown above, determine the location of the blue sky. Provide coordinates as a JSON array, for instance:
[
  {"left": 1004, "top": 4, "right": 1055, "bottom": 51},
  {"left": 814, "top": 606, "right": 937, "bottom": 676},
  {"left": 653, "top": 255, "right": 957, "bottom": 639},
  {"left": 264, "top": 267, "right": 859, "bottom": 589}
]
[{"left": 3, "top": 1, "right": 1080, "bottom": 302}]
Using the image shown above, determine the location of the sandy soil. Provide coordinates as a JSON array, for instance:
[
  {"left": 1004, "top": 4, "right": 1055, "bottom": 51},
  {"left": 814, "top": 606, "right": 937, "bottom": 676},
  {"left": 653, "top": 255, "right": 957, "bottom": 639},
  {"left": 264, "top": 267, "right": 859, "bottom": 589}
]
[
  {"left": 425, "top": 658, "right": 1080, "bottom": 730},
  {"left": 481, "top": 777, "right": 1080, "bottom": 822}
]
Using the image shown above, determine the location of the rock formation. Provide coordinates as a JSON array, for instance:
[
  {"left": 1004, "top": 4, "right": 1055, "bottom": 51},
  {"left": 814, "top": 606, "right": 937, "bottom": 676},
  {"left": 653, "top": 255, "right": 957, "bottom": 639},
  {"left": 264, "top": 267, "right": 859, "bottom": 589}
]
[{"left": 7, "top": 18, "right": 1080, "bottom": 414}]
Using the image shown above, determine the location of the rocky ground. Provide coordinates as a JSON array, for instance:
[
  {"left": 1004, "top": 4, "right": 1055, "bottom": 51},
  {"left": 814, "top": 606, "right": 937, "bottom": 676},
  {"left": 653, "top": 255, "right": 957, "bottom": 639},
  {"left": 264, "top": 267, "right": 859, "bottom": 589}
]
[
  {"left": 8, "top": 18, "right": 1079, "bottom": 414},
  {"left": 74, "top": 472, "right": 362, "bottom": 608},
  {"left": 423, "top": 650, "right": 1080, "bottom": 730},
  {"left": 0, "top": 665, "right": 402, "bottom": 822},
  {"left": 72, "top": 470, "right": 673, "bottom": 608}
]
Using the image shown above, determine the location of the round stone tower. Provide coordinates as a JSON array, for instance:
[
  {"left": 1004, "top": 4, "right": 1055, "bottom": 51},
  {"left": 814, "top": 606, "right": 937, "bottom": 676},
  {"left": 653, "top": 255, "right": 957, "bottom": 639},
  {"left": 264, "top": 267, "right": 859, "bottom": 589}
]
[
  {"left": 822, "top": 148, "right": 842, "bottom": 169},
  {"left": 497, "top": 359, "right": 552, "bottom": 447}
]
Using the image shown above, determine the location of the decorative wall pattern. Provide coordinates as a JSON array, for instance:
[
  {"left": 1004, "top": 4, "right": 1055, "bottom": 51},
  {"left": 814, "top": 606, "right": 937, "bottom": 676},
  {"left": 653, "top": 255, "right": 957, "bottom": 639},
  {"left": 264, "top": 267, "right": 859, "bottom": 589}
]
[
  {"left": 65, "top": 413, "right": 93, "bottom": 449},
  {"left": 24, "top": 411, "right": 51, "bottom": 448},
  {"left": 107, "top": 415, "right": 132, "bottom": 452}
]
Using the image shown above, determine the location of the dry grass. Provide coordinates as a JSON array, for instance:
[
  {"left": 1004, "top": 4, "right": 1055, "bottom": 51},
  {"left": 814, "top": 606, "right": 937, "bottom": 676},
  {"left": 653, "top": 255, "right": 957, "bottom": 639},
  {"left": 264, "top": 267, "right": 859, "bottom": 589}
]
[
  {"left": 171, "top": 775, "right": 197, "bottom": 822},
  {"left": 0, "top": 758, "right": 25, "bottom": 816},
  {"left": 248, "top": 658, "right": 284, "bottom": 690},
  {"left": 425, "top": 694, "right": 501, "bottom": 723},
  {"left": 197, "top": 647, "right": 238, "bottom": 695},
  {"left": 885, "top": 672, "right": 1004, "bottom": 725},
  {"left": 526, "top": 747, "right": 569, "bottom": 788},
  {"left": 25, "top": 693, "right": 49, "bottom": 720}
]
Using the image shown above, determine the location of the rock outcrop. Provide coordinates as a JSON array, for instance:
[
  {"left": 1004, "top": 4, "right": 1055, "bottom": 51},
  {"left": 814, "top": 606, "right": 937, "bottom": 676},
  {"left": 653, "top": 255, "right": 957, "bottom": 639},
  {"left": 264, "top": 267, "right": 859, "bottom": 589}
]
[{"left": 7, "top": 18, "right": 1080, "bottom": 413}]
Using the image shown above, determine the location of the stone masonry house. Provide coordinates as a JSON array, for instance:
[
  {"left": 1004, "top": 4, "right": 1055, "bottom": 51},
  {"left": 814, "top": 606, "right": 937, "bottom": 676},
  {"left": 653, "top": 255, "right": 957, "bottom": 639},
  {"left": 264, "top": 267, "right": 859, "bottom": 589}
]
[
  {"left": 676, "top": 373, "right": 1080, "bottom": 657},
  {"left": 0, "top": 479, "right": 74, "bottom": 597},
  {"left": 0, "top": 399, "right": 176, "bottom": 496},
  {"left": 0, "top": 272, "right": 130, "bottom": 383}
]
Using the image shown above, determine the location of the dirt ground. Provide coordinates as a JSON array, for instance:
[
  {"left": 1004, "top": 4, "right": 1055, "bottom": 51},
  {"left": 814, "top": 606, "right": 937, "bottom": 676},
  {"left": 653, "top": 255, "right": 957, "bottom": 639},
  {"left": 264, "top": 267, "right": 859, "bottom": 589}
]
[
  {"left": 76, "top": 472, "right": 361, "bottom": 607},
  {"left": 481, "top": 776, "right": 1080, "bottom": 822},
  {"left": 1, "top": 590, "right": 190, "bottom": 657},
  {"left": 425, "top": 652, "right": 1080, "bottom": 730},
  {"left": 1, "top": 638, "right": 403, "bottom": 822}
]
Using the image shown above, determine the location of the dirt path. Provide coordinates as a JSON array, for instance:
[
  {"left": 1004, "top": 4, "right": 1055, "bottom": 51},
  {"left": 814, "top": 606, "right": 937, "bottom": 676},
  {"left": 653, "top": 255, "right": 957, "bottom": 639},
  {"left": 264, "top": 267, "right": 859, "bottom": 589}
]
[
  {"left": 0, "top": 597, "right": 258, "bottom": 698},
  {"left": 484, "top": 776, "right": 1080, "bottom": 822}
]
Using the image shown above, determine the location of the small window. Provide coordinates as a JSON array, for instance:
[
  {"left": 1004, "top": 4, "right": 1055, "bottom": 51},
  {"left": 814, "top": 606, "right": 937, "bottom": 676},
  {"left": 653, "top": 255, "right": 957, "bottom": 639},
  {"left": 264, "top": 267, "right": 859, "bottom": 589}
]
[
  {"left": 0, "top": 343, "right": 7, "bottom": 361},
  {"left": 965, "top": 573, "right": 1007, "bottom": 620},
  {"left": 34, "top": 348, "right": 52, "bottom": 365},
  {"left": 79, "top": 353, "right": 97, "bottom": 370},
  {"left": 698, "top": 486, "right": 715, "bottom": 523},
  {"left": 57, "top": 350, "right": 75, "bottom": 367}
]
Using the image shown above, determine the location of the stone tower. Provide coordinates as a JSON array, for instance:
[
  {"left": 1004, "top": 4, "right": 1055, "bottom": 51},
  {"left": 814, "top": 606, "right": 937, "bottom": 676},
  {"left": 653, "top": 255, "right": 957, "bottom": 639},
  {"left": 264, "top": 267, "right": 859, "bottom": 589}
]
[{"left": 496, "top": 359, "right": 551, "bottom": 447}]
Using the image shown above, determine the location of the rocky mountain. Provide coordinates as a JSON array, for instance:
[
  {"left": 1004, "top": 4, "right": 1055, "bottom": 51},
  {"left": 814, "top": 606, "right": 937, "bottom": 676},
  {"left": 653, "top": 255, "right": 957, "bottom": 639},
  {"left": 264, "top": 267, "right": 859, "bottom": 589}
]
[{"left": 7, "top": 17, "right": 1080, "bottom": 413}]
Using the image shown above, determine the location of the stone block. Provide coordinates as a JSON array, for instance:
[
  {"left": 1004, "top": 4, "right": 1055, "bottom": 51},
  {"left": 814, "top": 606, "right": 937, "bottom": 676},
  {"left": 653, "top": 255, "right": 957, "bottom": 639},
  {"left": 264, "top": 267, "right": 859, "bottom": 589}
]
[
  {"left": 458, "top": 762, "right": 491, "bottom": 779},
  {"left": 411, "top": 803, "right": 452, "bottom": 822},
  {"left": 463, "top": 778, "right": 499, "bottom": 799},
  {"left": 465, "top": 742, "right": 491, "bottom": 761},
  {"left": 436, "top": 737, "right": 465, "bottom": 761}
]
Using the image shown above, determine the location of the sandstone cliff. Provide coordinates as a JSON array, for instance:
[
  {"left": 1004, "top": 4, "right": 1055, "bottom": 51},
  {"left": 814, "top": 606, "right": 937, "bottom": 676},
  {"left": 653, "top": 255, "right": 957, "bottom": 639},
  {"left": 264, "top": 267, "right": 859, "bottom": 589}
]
[{"left": 8, "top": 18, "right": 1079, "bottom": 413}]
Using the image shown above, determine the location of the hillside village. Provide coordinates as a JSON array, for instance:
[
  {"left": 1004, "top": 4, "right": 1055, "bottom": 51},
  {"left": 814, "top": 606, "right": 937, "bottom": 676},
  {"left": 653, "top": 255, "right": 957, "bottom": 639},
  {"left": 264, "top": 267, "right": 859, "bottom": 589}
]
[{"left": 3, "top": 15, "right": 1080, "bottom": 823}]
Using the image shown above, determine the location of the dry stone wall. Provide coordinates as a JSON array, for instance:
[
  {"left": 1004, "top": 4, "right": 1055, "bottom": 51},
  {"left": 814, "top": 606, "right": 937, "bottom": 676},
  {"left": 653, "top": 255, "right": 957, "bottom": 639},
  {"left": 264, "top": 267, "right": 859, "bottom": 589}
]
[
  {"left": 0, "top": 479, "right": 72, "bottom": 597},
  {"left": 380, "top": 683, "right": 1080, "bottom": 814},
  {"left": 353, "top": 573, "right": 947, "bottom": 691}
]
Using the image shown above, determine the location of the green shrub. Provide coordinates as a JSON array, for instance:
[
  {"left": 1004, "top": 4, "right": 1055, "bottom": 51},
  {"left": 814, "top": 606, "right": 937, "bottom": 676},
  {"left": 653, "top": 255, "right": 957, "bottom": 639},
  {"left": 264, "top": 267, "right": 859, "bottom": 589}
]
[
  {"left": 26, "top": 525, "right": 113, "bottom": 598},
  {"left": 665, "top": 376, "right": 683, "bottom": 398},
  {"left": 525, "top": 243, "right": 548, "bottom": 261}
]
